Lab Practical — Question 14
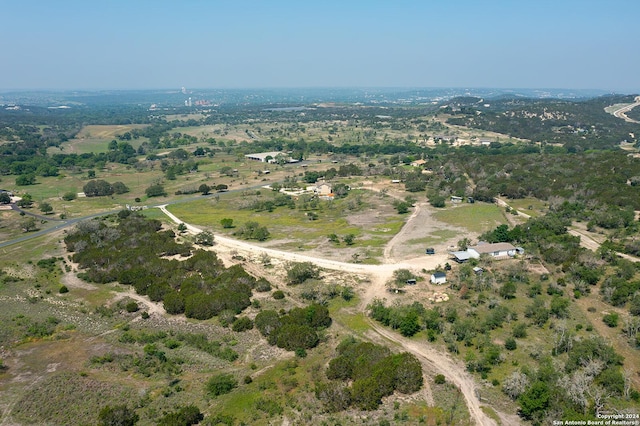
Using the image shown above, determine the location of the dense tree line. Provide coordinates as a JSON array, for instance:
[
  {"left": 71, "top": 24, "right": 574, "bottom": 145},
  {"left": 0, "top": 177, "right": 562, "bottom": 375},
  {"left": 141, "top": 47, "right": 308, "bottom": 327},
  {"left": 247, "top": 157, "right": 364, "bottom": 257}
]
[{"left": 65, "top": 212, "right": 263, "bottom": 321}]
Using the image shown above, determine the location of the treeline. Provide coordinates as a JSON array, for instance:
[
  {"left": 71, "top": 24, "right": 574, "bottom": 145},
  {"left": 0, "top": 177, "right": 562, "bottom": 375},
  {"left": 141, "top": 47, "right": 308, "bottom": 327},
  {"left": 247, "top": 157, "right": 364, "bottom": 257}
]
[
  {"left": 316, "top": 338, "right": 422, "bottom": 411},
  {"left": 445, "top": 94, "right": 639, "bottom": 150},
  {"left": 65, "top": 211, "right": 265, "bottom": 321}
]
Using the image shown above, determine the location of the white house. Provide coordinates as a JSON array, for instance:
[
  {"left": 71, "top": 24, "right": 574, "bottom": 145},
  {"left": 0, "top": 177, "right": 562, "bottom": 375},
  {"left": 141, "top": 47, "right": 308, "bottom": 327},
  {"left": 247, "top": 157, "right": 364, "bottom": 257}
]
[
  {"left": 468, "top": 242, "right": 517, "bottom": 259},
  {"left": 450, "top": 242, "right": 520, "bottom": 262},
  {"left": 430, "top": 272, "right": 447, "bottom": 285}
]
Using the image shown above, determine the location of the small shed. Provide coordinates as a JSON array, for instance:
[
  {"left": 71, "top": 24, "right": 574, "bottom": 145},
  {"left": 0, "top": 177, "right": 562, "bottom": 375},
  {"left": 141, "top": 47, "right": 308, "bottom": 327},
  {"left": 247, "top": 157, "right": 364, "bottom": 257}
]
[{"left": 430, "top": 272, "right": 447, "bottom": 285}]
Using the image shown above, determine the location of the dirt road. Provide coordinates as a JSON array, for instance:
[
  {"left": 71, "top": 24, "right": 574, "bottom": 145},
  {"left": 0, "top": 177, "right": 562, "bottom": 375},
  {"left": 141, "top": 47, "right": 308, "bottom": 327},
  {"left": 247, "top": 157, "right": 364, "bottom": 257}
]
[{"left": 158, "top": 205, "right": 506, "bottom": 425}]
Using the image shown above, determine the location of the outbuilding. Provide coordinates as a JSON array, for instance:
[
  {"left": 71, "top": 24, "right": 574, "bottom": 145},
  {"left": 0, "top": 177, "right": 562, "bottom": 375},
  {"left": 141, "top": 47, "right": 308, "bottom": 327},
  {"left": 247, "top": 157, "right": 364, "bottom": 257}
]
[{"left": 430, "top": 272, "right": 447, "bottom": 285}]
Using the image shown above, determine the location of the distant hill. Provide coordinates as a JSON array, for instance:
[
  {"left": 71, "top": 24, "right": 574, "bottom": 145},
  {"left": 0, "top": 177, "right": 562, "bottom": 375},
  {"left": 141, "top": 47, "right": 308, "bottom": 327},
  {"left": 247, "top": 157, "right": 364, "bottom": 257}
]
[{"left": 444, "top": 94, "right": 639, "bottom": 149}]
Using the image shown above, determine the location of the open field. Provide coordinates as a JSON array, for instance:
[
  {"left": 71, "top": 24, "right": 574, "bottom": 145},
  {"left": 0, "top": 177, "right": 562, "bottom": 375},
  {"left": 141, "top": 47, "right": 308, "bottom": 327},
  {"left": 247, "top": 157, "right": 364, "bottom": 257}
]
[
  {"left": 49, "top": 124, "right": 148, "bottom": 155},
  {"left": 432, "top": 202, "right": 508, "bottom": 235}
]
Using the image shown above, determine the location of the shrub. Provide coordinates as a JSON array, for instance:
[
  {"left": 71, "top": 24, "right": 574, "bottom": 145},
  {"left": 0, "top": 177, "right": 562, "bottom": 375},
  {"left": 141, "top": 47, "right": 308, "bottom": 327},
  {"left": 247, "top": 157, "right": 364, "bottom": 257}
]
[
  {"left": 255, "top": 278, "right": 272, "bottom": 292},
  {"left": 125, "top": 301, "right": 139, "bottom": 313},
  {"left": 505, "top": 337, "right": 517, "bottom": 351},
  {"left": 157, "top": 404, "right": 203, "bottom": 426},
  {"left": 98, "top": 405, "right": 139, "bottom": 426},
  {"left": 272, "top": 290, "right": 285, "bottom": 300},
  {"left": 287, "top": 262, "right": 320, "bottom": 285},
  {"left": 231, "top": 317, "right": 253, "bottom": 332},
  {"left": 59, "top": 285, "right": 69, "bottom": 294},
  {"left": 206, "top": 373, "right": 237, "bottom": 397},
  {"left": 434, "top": 374, "right": 446, "bottom": 384},
  {"left": 603, "top": 312, "right": 619, "bottom": 327}
]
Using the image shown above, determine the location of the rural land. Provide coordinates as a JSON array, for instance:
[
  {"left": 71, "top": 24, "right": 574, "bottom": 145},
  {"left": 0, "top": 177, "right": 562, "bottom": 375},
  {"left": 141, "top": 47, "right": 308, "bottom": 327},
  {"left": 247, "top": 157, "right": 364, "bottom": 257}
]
[{"left": 0, "top": 88, "right": 640, "bottom": 426}]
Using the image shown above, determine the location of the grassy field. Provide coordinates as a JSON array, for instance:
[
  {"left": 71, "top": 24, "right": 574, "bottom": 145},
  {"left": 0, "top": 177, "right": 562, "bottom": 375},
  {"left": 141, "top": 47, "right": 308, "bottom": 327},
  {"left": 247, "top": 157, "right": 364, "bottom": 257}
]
[
  {"left": 166, "top": 188, "right": 404, "bottom": 256},
  {"left": 432, "top": 202, "right": 507, "bottom": 234},
  {"left": 49, "top": 125, "right": 148, "bottom": 155},
  {"left": 505, "top": 197, "right": 548, "bottom": 217}
]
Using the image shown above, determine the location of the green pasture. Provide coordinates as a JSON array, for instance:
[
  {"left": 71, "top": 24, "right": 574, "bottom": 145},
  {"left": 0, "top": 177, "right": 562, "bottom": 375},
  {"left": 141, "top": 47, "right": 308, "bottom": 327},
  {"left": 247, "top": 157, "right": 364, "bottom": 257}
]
[
  {"left": 505, "top": 197, "right": 548, "bottom": 217},
  {"left": 432, "top": 202, "right": 506, "bottom": 234}
]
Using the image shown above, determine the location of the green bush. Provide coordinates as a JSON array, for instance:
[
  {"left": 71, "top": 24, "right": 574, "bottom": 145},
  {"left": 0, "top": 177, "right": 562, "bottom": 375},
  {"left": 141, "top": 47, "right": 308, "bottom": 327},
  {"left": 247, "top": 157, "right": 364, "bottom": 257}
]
[
  {"left": 125, "top": 301, "right": 139, "bottom": 313},
  {"left": 206, "top": 373, "right": 237, "bottom": 397},
  {"left": 59, "top": 285, "right": 69, "bottom": 294},
  {"left": 603, "top": 312, "right": 619, "bottom": 327},
  {"left": 231, "top": 317, "right": 253, "bottom": 332},
  {"left": 272, "top": 290, "right": 285, "bottom": 300},
  {"left": 98, "top": 405, "right": 139, "bottom": 426},
  {"left": 505, "top": 337, "right": 517, "bottom": 351}
]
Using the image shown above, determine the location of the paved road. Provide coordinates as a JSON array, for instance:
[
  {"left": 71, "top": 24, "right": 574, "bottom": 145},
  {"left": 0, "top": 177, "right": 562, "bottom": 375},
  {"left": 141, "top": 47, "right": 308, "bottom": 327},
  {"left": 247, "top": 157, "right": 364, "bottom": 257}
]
[{"left": 611, "top": 96, "right": 640, "bottom": 123}]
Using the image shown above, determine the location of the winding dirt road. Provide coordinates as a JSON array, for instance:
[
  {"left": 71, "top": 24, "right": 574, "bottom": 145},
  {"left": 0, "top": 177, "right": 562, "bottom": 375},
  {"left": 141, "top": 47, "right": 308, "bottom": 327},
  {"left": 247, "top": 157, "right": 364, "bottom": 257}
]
[{"left": 158, "top": 205, "right": 507, "bottom": 425}]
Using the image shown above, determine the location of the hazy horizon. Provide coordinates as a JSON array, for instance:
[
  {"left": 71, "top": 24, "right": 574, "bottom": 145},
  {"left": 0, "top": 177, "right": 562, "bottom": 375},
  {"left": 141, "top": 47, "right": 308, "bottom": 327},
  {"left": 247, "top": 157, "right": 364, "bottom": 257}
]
[{"left": 3, "top": 1, "right": 639, "bottom": 92}]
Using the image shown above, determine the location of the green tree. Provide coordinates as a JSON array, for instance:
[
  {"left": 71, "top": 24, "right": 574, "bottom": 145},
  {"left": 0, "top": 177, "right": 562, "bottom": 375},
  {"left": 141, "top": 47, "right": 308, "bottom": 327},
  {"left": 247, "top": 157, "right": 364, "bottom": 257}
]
[
  {"left": 499, "top": 281, "right": 517, "bottom": 299},
  {"left": 84, "top": 180, "right": 114, "bottom": 197},
  {"left": 145, "top": 184, "right": 167, "bottom": 198},
  {"left": 518, "top": 381, "right": 550, "bottom": 420},
  {"left": 17, "top": 193, "right": 33, "bottom": 208},
  {"left": 163, "top": 291, "right": 185, "bottom": 315},
  {"left": 0, "top": 192, "right": 10, "bottom": 204},
  {"left": 395, "top": 201, "right": 410, "bottom": 214},
  {"left": 39, "top": 201, "right": 53, "bottom": 214},
  {"left": 112, "top": 182, "right": 129, "bottom": 194},
  {"left": 16, "top": 173, "right": 36, "bottom": 186},
  {"left": 198, "top": 184, "right": 211, "bottom": 195},
  {"left": 21, "top": 217, "right": 37, "bottom": 232},
  {"left": 343, "top": 233, "right": 356, "bottom": 245}
]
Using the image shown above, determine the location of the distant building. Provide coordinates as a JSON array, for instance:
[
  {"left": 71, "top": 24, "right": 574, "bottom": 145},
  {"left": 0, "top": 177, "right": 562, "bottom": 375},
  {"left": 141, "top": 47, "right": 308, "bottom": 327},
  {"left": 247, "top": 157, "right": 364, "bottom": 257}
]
[
  {"left": 245, "top": 152, "right": 284, "bottom": 163},
  {"left": 410, "top": 159, "right": 427, "bottom": 167}
]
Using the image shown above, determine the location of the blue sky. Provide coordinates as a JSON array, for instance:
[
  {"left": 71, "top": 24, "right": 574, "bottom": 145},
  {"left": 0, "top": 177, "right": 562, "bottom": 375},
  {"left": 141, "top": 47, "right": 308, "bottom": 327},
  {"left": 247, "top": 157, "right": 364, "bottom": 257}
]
[{"left": 1, "top": 0, "right": 638, "bottom": 91}]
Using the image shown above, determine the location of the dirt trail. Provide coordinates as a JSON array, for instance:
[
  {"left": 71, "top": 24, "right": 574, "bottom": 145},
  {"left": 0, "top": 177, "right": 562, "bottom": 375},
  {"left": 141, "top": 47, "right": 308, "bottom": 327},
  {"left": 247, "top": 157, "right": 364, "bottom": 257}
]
[
  {"left": 158, "top": 205, "right": 505, "bottom": 425},
  {"left": 383, "top": 202, "right": 423, "bottom": 263}
]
